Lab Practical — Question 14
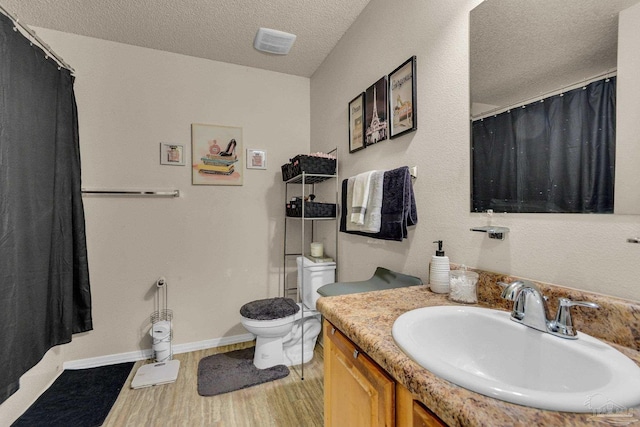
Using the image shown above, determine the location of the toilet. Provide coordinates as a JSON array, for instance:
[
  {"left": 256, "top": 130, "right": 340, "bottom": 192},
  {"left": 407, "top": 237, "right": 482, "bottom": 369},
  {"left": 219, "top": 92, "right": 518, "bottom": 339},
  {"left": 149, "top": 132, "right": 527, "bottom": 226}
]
[{"left": 240, "top": 257, "right": 336, "bottom": 369}]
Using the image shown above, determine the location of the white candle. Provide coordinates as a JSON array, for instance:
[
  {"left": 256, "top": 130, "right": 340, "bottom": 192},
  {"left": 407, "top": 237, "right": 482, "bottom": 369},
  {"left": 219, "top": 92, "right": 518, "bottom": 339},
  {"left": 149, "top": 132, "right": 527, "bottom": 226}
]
[{"left": 310, "top": 242, "right": 323, "bottom": 257}]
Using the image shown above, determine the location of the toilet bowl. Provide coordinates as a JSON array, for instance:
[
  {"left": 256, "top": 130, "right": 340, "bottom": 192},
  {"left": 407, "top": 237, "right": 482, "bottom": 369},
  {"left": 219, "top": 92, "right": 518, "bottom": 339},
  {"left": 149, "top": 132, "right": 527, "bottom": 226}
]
[
  {"left": 240, "top": 258, "right": 336, "bottom": 369},
  {"left": 282, "top": 308, "right": 322, "bottom": 366},
  {"left": 241, "top": 309, "right": 299, "bottom": 369}
]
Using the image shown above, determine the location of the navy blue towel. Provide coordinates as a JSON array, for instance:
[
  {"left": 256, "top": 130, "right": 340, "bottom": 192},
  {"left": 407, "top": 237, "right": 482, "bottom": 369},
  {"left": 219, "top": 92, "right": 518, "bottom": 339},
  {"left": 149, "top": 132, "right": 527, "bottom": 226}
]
[{"left": 340, "top": 166, "right": 417, "bottom": 241}]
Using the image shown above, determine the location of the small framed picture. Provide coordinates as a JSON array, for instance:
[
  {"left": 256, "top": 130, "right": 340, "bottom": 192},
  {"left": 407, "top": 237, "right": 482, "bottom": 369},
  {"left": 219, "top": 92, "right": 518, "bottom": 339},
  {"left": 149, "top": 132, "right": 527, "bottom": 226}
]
[
  {"left": 348, "top": 93, "right": 366, "bottom": 153},
  {"left": 247, "top": 149, "right": 267, "bottom": 169},
  {"left": 160, "top": 143, "right": 185, "bottom": 165},
  {"left": 364, "top": 76, "right": 388, "bottom": 146},
  {"left": 389, "top": 56, "right": 417, "bottom": 139}
]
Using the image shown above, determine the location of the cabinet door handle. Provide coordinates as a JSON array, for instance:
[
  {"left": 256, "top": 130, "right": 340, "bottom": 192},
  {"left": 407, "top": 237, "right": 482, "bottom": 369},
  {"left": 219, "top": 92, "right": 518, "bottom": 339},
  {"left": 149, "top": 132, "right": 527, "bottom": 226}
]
[
  {"left": 353, "top": 349, "right": 359, "bottom": 359},
  {"left": 331, "top": 328, "right": 336, "bottom": 335}
]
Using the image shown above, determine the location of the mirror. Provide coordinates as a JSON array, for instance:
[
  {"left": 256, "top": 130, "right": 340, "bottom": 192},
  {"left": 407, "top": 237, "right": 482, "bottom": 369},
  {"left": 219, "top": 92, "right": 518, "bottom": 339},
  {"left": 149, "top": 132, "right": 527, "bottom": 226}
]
[{"left": 470, "top": 0, "right": 640, "bottom": 214}]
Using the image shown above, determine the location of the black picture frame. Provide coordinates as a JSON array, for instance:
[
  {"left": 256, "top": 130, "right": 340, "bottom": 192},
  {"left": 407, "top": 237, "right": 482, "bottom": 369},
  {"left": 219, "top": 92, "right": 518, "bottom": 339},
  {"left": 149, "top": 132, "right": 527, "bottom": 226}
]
[
  {"left": 348, "top": 92, "right": 366, "bottom": 153},
  {"left": 364, "top": 76, "right": 388, "bottom": 146},
  {"left": 389, "top": 56, "right": 417, "bottom": 139}
]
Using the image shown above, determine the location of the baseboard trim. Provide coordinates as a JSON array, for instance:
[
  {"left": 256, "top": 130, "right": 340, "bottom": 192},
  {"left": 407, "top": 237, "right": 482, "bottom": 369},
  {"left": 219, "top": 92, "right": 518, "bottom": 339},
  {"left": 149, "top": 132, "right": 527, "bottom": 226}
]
[
  {"left": 63, "top": 333, "right": 256, "bottom": 370},
  {"left": 173, "top": 333, "right": 255, "bottom": 354}
]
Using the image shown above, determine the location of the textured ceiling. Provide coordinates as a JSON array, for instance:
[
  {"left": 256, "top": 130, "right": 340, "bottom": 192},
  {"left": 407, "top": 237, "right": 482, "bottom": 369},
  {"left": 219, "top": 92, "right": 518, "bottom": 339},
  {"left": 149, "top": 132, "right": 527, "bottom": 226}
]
[
  {"left": 0, "top": 0, "right": 372, "bottom": 77},
  {"left": 471, "top": 0, "right": 640, "bottom": 112}
]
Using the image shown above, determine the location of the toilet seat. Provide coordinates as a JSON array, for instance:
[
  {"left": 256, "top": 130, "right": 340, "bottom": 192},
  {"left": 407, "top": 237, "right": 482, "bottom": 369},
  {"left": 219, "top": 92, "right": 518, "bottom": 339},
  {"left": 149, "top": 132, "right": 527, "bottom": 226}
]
[
  {"left": 240, "top": 297, "right": 299, "bottom": 320},
  {"left": 240, "top": 313, "right": 297, "bottom": 329},
  {"left": 240, "top": 303, "right": 316, "bottom": 331}
]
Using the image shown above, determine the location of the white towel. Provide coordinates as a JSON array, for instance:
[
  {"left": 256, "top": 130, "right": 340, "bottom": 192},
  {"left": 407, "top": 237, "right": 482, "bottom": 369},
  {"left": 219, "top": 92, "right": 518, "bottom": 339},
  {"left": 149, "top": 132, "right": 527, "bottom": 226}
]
[
  {"left": 350, "top": 171, "right": 375, "bottom": 225},
  {"left": 347, "top": 171, "right": 384, "bottom": 233}
]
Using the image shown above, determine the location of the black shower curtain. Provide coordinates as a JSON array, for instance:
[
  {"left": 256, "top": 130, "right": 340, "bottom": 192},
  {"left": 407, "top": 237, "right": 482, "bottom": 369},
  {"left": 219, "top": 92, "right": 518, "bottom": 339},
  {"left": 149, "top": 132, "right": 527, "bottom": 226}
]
[
  {"left": 472, "top": 77, "right": 616, "bottom": 213},
  {"left": 0, "top": 13, "right": 92, "bottom": 404}
]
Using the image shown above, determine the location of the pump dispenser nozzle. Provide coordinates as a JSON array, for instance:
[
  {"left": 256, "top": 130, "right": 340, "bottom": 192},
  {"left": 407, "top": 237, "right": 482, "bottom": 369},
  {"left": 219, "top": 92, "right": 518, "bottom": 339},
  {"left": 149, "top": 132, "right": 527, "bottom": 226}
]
[{"left": 433, "top": 240, "right": 445, "bottom": 256}]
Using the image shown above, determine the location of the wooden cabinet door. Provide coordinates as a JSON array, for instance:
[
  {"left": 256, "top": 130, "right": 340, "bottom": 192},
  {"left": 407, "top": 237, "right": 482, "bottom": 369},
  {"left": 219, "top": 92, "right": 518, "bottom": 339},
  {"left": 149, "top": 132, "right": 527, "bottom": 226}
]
[
  {"left": 323, "top": 320, "right": 395, "bottom": 427},
  {"left": 398, "top": 383, "right": 447, "bottom": 427},
  {"left": 412, "top": 401, "right": 447, "bottom": 427},
  {"left": 413, "top": 400, "right": 447, "bottom": 427}
]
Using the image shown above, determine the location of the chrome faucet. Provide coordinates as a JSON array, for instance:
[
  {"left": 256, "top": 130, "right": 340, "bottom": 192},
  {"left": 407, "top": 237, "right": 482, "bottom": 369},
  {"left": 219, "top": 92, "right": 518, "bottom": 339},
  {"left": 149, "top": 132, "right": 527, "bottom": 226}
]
[{"left": 499, "top": 280, "right": 599, "bottom": 339}]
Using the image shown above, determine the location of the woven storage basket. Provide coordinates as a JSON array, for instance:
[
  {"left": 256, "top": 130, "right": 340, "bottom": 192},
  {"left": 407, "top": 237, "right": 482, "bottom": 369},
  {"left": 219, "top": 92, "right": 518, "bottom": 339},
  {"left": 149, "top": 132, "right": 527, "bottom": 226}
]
[
  {"left": 281, "top": 155, "right": 336, "bottom": 181},
  {"left": 286, "top": 198, "right": 337, "bottom": 218}
]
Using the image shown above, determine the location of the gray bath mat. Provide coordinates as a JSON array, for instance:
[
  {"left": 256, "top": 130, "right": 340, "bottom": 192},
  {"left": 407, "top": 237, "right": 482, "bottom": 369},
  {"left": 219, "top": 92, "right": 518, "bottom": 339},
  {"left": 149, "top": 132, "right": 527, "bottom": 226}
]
[{"left": 197, "top": 347, "right": 289, "bottom": 396}]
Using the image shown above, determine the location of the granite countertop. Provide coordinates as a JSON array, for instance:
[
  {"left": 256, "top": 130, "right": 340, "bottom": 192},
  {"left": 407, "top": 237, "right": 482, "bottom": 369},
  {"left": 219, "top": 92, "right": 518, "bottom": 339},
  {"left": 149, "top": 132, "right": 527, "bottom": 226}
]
[{"left": 317, "top": 285, "right": 640, "bottom": 427}]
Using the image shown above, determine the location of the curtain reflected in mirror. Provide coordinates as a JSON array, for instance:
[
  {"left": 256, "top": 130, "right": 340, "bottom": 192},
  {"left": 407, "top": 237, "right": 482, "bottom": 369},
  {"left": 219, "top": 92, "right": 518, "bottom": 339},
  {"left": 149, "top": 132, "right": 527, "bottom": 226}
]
[
  {"left": 472, "top": 77, "right": 615, "bottom": 213},
  {"left": 470, "top": 0, "right": 640, "bottom": 214}
]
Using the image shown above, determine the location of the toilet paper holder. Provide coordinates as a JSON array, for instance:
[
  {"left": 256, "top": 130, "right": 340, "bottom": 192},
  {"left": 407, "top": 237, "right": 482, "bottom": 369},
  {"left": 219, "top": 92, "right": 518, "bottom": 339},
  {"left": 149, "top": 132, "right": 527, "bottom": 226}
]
[{"left": 150, "top": 276, "right": 173, "bottom": 362}]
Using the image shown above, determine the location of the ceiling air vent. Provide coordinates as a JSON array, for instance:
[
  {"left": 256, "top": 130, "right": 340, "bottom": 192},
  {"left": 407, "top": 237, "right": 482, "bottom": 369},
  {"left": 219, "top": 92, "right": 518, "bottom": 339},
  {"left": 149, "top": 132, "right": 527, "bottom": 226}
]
[{"left": 254, "top": 28, "right": 297, "bottom": 55}]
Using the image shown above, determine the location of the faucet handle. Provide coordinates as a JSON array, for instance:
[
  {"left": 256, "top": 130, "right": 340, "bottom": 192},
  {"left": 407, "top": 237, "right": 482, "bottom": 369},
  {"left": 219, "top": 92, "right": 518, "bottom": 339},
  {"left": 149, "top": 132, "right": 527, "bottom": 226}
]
[{"left": 551, "top": 297, "right": 599, "bottom": 338}]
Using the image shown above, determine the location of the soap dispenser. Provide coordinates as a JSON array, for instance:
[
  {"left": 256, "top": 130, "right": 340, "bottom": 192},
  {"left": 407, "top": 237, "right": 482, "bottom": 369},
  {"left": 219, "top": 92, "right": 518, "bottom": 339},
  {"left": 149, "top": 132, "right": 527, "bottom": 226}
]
[{"left": 430, "top": 240, "right": 450, "bottom": 293}]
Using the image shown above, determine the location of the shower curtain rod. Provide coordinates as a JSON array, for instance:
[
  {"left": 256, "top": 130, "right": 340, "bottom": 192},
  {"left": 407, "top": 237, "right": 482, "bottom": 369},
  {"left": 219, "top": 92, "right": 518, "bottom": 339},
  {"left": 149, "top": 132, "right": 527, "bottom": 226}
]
[
  {"left": 471, "top": 69, "right": 617, "bottom": 121},
  {"left": 0, "top": 4, "right": 75, "bottom": 74}
]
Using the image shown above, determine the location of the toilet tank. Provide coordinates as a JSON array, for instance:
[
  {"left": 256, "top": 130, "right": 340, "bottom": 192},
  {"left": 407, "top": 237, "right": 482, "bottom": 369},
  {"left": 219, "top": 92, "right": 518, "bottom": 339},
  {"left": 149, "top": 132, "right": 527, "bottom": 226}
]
[{"left": 296, "top": 257, "right": 336, "bottom": 310}]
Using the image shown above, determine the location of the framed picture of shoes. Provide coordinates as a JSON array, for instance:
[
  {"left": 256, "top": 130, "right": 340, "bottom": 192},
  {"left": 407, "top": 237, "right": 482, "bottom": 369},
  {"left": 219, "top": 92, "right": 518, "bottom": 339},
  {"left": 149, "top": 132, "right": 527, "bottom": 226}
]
[{"left": 191, "top": 123, "right": 243, "bottom": 186}]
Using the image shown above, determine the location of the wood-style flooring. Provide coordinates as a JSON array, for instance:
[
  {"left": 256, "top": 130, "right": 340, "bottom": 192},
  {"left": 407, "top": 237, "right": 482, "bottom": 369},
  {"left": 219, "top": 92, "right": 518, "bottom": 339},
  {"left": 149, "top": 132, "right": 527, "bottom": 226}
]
[{"left": 103, "top": 342, "right": 324, "bottom": 426}]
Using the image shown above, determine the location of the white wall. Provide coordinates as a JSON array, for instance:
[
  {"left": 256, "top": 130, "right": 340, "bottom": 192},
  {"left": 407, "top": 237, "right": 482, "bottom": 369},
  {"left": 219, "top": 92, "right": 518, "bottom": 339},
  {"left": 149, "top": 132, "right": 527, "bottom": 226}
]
[
  {"left": 615, "top": 2, "right": 640, "bottom": 214},
  {"left": 470, "top": 102, "right": 499, "bottom": 117},
  {"left": 311, "top": 0, "right": 640, "bottom": 302},
  {"left": 0, "top": 30, "right": 309, "bottom": 424}
]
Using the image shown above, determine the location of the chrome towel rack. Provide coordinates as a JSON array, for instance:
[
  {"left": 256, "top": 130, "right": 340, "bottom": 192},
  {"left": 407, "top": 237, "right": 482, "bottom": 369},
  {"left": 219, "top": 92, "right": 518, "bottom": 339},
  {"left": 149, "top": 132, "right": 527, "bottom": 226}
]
[{"left": 81, "top": 189, "right": 180, "bottom": 198}]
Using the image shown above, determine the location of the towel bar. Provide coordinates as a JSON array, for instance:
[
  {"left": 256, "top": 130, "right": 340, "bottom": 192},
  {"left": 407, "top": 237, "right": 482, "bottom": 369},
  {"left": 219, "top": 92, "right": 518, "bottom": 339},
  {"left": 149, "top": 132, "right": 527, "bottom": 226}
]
[{"left": 81, "top": 189, "right": 180, "bottom": 198}]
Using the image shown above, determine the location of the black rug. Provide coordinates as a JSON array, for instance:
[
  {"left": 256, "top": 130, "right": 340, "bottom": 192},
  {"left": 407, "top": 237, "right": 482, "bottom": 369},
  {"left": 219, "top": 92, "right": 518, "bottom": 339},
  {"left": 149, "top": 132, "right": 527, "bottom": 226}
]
[
  {"left": 12, "top": 362, "right": 134, "bottom": 427},
  {"left": 198, "top": 347, "right": 289, "bottom": 396}
]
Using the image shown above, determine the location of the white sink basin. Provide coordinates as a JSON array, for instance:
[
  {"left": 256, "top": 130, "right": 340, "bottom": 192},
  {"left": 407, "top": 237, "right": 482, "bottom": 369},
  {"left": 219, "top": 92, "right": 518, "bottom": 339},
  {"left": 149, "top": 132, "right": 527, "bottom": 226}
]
[{"left": 392, "top": 305, "right": 640, "bottom": 413}]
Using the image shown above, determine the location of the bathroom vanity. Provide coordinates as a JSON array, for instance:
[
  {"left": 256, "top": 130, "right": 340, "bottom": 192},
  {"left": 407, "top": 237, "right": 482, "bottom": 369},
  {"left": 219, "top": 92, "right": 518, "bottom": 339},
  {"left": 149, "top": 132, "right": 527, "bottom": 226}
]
[
  {"left": 317, "top": 274, "right": 640, "bottom": 427},
  {"left": 323, "top": 318, "right": 445, "bottom": 426}
]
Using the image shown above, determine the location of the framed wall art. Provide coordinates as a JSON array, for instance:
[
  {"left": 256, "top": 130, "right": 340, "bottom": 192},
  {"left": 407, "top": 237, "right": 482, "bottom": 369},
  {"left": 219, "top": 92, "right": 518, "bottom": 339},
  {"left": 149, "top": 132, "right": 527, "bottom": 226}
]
[
  {"left": 389, "top": 56, "right": 417, "bottom": 139},
  {"left": 246, "top": 149, "right": 267, "bottom": 169},
  {"left": 348, "top": 92, "right": 365, "bottom": 153},
  {"left": 364, "top": 76, "right": 388, "bottom": 146},
  {"left": 191, "top": 123, "right": 243, "bottom": 186},
  {"left": 160, "top": 143, "right": 185, "bottom": 166}
]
